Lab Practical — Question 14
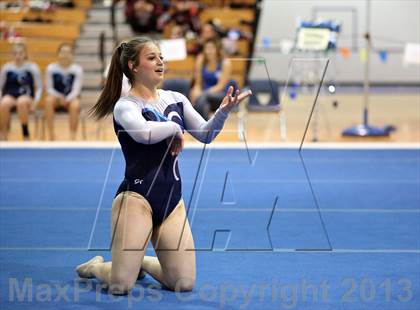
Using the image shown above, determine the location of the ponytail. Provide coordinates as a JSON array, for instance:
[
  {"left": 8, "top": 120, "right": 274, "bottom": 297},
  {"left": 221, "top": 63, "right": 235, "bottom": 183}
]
[
  {"left": 89, "top": 36, "right": 155, "bottom": 120},
  {"left": 89, "top": 46, "right": 123, "bottom": 119}
]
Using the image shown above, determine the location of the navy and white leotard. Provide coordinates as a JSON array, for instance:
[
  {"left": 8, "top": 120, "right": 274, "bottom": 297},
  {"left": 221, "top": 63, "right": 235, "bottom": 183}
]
[
  {"left": 0, "top": 62, "right": 42, "bottom": 102},
  {"left": 113, "top": 89, "right": 228, "bottom": 225},
  {"left": 45, "top": 62, "right": 83, "bottom": 101}
]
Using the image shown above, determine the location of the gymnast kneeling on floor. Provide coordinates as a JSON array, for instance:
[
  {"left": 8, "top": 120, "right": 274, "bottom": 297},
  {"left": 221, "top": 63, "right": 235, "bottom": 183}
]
[{"left": 76, "top": 36, "right": 251, "bottom": 295}]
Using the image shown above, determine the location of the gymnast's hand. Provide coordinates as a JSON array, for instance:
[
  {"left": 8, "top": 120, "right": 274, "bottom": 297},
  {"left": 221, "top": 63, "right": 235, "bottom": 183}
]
[
  {"left": 169, "top": 130, "right": 184, "bottom": 156},
  {"left": 219, "top": 86, "right": 252, "bottom": 114}
]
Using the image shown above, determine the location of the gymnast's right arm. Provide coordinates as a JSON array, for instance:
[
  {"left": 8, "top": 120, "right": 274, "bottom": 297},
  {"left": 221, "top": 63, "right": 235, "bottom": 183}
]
[{"left": 113, "top": 99, "right": 182, "bottom": 144}]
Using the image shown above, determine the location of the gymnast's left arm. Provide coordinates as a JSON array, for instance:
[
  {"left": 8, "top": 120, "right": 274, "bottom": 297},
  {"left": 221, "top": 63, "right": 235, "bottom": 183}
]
[
  {"left": 181, "top": 86, "right": 252, "bottom": 144},
  {"left": 31, "top": 63, "right": 43, "bottom": 104}
]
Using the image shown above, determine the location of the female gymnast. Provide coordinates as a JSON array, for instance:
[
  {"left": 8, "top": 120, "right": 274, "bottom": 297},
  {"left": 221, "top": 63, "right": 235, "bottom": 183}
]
[
  {"left": 75, "top": 36, "right": 251, "bottom": 295},
  {"left": 0, "top": 42, "right": 42, "bottom": 140},
  {"left": 44, "top": 43, "right": 83, "bottom": 140}
]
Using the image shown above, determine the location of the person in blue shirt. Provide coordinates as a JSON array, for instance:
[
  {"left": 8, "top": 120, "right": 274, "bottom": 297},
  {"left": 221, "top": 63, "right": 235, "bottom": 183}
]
[
  {"left": 0, "top": 42, "right": 42, "bottom": 140},
  {"left": 75, "top": 36, "right": 251, "bottom": 295},
  {"left": 190, "top": 38, "right": 235, "bottom": 120},
  {"left": 44, "top": 43, "right": 83, "bottom": 140}
]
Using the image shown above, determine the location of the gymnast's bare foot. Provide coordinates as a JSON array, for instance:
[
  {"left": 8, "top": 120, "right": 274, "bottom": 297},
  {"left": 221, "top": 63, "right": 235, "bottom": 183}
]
[{"left": 75, "top": 256, "right": 104, "bottom": 278}]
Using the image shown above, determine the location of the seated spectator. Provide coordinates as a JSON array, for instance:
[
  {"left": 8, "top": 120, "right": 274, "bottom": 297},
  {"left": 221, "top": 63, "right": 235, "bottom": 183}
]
[
  {"left": 170, "top": 24, "right": 187, "bottom": 39},
  {"left": 119, "top": 0, "right": 169, "bottom": 34},
  {"left": 187, "top": 21, "right": 220, "bottom": 55},
  {"left": 188, "top": 20, "right": 252, "bottom": 56},
  {"left": 157, "top": 1, "right": 201, "bottom": 35},
  {"left": 188, "top": 19, "right": 253, "bottom": 56},
  {"left": 190, "top": 38, "right": 236, "bottom": 120},
  {"left": 0, "top": 42, "right": 42, "bottom": 140},
  {"left": 44, "top": 43, "right": 83, "bottom": 140}
]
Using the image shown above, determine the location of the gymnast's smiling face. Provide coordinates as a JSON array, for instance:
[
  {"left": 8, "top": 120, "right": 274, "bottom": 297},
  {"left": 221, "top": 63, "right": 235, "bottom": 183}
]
[{"left": 129, "top": 42, "right": 164, "bottom": 87}]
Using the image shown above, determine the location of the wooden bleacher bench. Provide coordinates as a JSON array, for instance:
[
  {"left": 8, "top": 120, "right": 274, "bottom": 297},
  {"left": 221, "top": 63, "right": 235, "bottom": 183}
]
[
  {"left": 227, "top": 0, "right": 257, "bottom": 6},
  {"left": 200, "top": 7, "right": 254, "bottom": 32},
  {"left": 200, "top": 7, "right": 254, "bottom": 22},
  {"left": 229, "top": 57, "right": 247, "bottom": 74},
  {"left": 235, "top": 39, "right": 250, "bottom": 57},
  {"left": 200, "top": 0, "right": 257, "bottom": 6},
  {"left": 0, "top": 53, "right": 59, "bottom": 70},
  {"left": 73, "top": 0, "right": 92, "bottom": 9},
  {"left": 0, "top": 38, "right": 72, "bottom": 54},
  {"left": 0, "top": 8, "right": 86, "bottom": 24},
  {"left": 198, "top": 0, "right": 224, "bottom": 7},
  {"left": 6, "top": 22, "right": 80, "bottom": 40},
  {"left": 229, "top": 57, "right": 248, "bottom": 87},
  {"left": 164, "top": 56, "right": 195, "bottom": 80}
]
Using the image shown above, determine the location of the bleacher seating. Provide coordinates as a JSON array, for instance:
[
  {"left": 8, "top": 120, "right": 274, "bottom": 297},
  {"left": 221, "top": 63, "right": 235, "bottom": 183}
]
[
  {"left": 199, "top": 7, "right": 254, "bottom": 33},
  {"left": 0, "top": 38, "right": 69, "bottom": 54},
  {"left": 164, "top": 56, "right": 196, "bottom": 80},
  {"left": 163, "top": 5, "right": 256, "bottom": 88},
  {"left": 0, "top": 0, "right": 91, "bottom": 69},
  {"left": 0, "top": 8, "right": 86, "bottom": 24},
  {"left": 0, "top": 0, "right": 92, "bottom": 139},
  {"left": 1, "top": 0, "right": 258, "bottom": 140}
]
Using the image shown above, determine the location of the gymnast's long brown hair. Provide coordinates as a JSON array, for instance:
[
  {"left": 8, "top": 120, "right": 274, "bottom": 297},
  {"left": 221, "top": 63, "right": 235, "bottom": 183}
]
[{"left": 89, "top": 36, "right": 156, "bottom": 119}]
